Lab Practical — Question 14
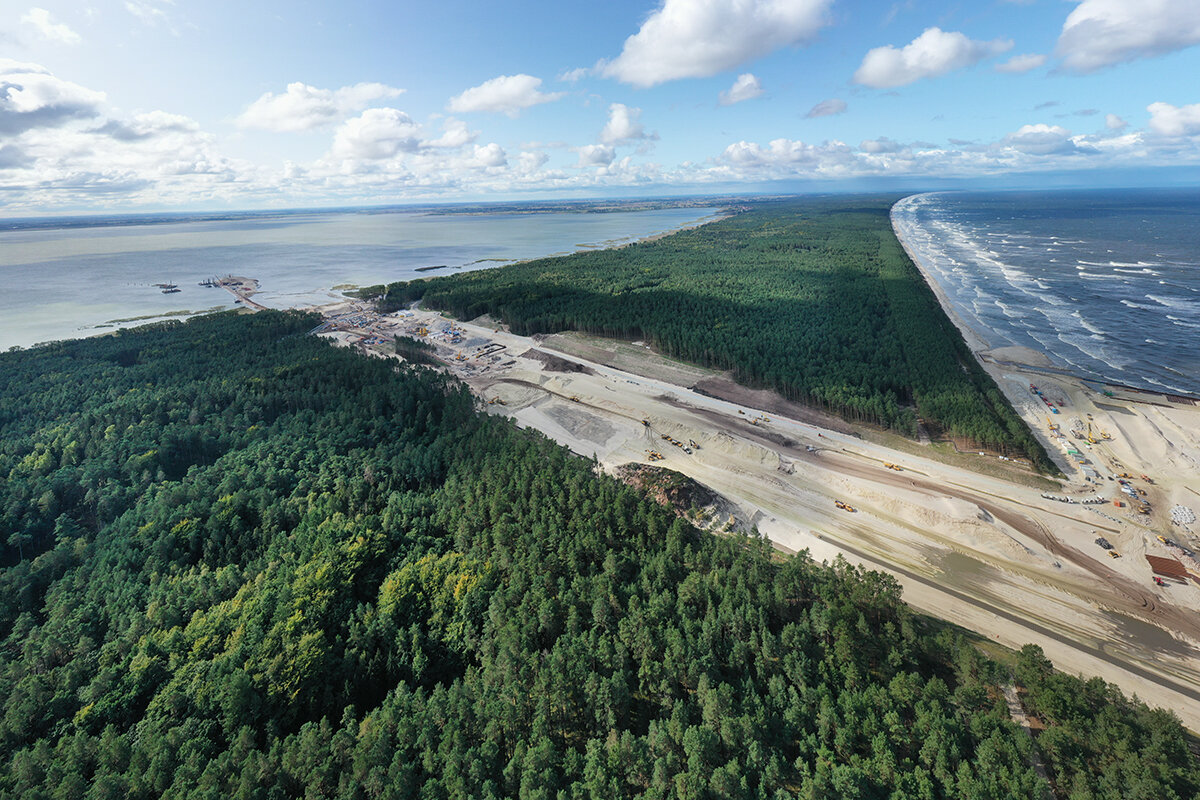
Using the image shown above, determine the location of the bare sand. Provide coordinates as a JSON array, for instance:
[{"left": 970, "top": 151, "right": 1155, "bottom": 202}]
[{"left": 320, "top": 301, "right": 1200, "bottom": 731}]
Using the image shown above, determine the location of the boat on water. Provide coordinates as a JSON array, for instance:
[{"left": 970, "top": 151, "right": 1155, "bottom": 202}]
[{"left": 162, "top": 287, "right": 181, "bottom": 294}]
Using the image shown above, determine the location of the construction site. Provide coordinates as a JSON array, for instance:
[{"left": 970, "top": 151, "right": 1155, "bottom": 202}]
[{"left": 314, "top": 299, "right": 1200, "bottom": 731}]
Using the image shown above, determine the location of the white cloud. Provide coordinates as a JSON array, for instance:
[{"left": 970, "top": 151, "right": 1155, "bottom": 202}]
[
  {"left": 0, "top": 59, "right": 105, "bottom": 135},
  {"left": 1147, "top": 101, "right": 1200, "bottom": 137},
  {"left": 854, "top": 27, "right": 1012, "bottom": 88},
  {"left": 428, "top": 117, "right": 477, "bottom": 148},
  {"left": 600, "top": 0, "right": 831, "bottom": 88},
  {"left": 446, "top": 74, "right": 564, "bottom": 117},
  {"left": 558, "top": 67, "right": 590, "bottom": 83},
  {"left": 1057, "top": 0, "right": 1200, "bottom": 73},
  {"left": 1105, "top": 113, "right": 1127, "bottom": 130},
  {"left": 473, "top": 143, "right": 507, "bottom": 168},
  {"left": 516, "top": 150, "right": 549, "bottom": 174},
  {"left": 124, "top": 0, "right": 172, "bottom": 25},
  {"left": 805, "top": 98, "right": 847, "bottom": 118},
  {"left": 860, "top": 137, "right": 903, "bottom": 154},
  {"left": 1002, "top": 124, "right": 1086, "bottom": 156},
  {"left": 237, "top": 82, "right": 404, "bottom": 132},
  {"left": 719, "top": 73, "right": 763, "bottom": 106},
  {"left": 576, "top": 143, "right": 615, "bottom": 167},
  {"left": 600, "top": 103, "right": 648, "bottom": 144},
  {"left": 330, "top": 108, "right": 422, "bottom": 160},
  {"left": 995, "top": 53, "right": 1046, "bottom": 74},
  {"left": 21, "top": 8, "right": 81, "bottom": 45}
]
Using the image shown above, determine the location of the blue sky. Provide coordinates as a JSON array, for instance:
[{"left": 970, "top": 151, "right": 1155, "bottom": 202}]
[{"left": 3, "top": 0, "right": 1200, "bottom": 211}]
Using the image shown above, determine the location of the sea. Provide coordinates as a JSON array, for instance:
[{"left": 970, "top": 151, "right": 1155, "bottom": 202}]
[
  {"left": 0, "top": 204, "right": 721, "bottom": 351},
  {"left": 892, "top": 189, "right": 1200, "bottom": 397}
]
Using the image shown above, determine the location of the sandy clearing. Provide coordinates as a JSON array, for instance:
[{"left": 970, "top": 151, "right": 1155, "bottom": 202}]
[{"left": 322, "top": 302, "right": 1200, "bottom": 730}]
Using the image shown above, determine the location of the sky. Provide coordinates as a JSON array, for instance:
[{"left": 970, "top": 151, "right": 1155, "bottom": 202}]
[{"left": 3, "top": 0, "right": 1200, "bottom": 212}]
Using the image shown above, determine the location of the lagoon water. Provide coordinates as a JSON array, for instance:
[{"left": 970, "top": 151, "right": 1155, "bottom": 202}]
[
  {"left": 893, "top": 190, "right": 1200, "bottom": 396},
  {"left": 0, "top": 205, "right": 720, "bottom": 350}
]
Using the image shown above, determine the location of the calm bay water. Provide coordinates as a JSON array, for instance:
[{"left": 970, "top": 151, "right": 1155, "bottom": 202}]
[
  {"left": 0, "top": 205, "right": 720, "bottom": 350},
  {"left": 893, "top": 189, "right": 1200, "bottom": 396}
]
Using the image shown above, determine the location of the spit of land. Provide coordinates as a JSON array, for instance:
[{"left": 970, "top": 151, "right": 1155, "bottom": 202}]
[{"left": 316, "top": 297, "right": 1200, "bottom": 731}]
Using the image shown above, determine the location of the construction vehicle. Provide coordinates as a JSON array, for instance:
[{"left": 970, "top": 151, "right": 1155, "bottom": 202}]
[
  {"left": 415, "top": 326, "right": 428, "bottom": 336},
  {"left": 834, "top": 500, "right": 857, "bottom": 513},
  {"left": 688, "top": 439, "right": 699, "bottom": 449},
  {"left": 641, "top": 419, "right": 651, "bottom": 427},
  {"left": 487, "top": 397, "right": 506, "bottom": 406},
  {"left": 569, "top": 396, "right": 580, "bottom": 402},
  {"left": 645, "top": 450, "right": 664, "bottom": 461},
  {"left": 1154, "top": 576, "right": 1167, "bottom": 587},
  {"left": 1109, "top": 550, "right": 1121, "bottom": 558},
  {"left": 1141, "top": 474, "right": 1154, "bottom": 484},
  {"left": 883, "top": 463, "right": 903, "bottom": 472}
]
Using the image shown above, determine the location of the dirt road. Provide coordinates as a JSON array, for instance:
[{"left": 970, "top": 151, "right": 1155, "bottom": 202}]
[{"left": 323, "top": 305, "right": 1200, "bottom": 731}]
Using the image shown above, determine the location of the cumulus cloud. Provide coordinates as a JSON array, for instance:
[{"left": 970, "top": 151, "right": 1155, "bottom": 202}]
[
  {"left": 576, "top": 143, "right": 615, "bottom": 167},
  {"left": 805, "top": 98, "right": 846, "bottom": 118},
  {"left": 1057, "top": 0, "right": 1200, "bottom": 73},
  {"left": 1105, "top": 113, "right": 1127, "bottom": 130},
  {"left": 237, "top": 82, "right": 404, "bottom": 132},
  {"left": 860, "top": 137, "right": 903, "bottom": 154},
  {"left": 516, "top": 150, "right": 549, "bottom": 174},
  {"left": 447, "top": 74, "right": 564, "bottom": 117},
  {"left": 1002, "top": 124, "right": 1086, "bottom": 156},
  {"left": 21, "top": 8, "right": 81, "bottom": 45},
  {"left": 995, "top": 53, "right": 1046, "bottom": 73},
  {"left": 719, "top": 73, "right": 763, "bottom": 106},
  {"left": 428, "top": 117, "right": 477, "bottom": 148},
  {"left": 473, "top": 142, "right": 507, "bottom": 168},
  {"left": 0, "top": 59, "right": 105, "bottom": 135},
  {"left": 854, "top": 27, "right": 1012, "bottom": 88},
  {"left": 330, "top": 108, "right": 422, "bottom": 160},
  {"left": 600, "top": 0, "right": 831, "bottom": 87},
  {"left": 600, "top": 103, "right": 648, "bottom": 144},
  {"left": 1147, "top": 101, "right": 1200, "bottom": 137}
]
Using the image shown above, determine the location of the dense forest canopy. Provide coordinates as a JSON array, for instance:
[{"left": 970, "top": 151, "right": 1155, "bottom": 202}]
[
  {"left": 368, "top": 197, "right": 1053, "bottom": 472},
  {"left": 0, "top": 311, "right": 1191, "bottom": 798}
]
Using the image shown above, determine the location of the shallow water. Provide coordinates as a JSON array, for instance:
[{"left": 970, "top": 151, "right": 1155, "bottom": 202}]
[{"left": 0, "top": 205, "right": 720, "bottom": 349}]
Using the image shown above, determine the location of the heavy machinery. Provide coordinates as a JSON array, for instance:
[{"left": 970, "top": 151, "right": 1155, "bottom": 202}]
[
  {"left": 488, "top": 397, "right": 506, "bottom": 406},
  {"left": 645, "top": 450, "right": 664, "bottom": 461},
  {"left": 569, "top": 396, "right": 581, "bottom": 402},
  {"left": 834, "top": 500, "right": 857, "bottom": 513}
]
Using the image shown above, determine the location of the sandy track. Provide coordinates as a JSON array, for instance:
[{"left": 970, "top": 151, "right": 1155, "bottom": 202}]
[{"left": 324, "top": 304, "right": 1200, "bottom": 730}]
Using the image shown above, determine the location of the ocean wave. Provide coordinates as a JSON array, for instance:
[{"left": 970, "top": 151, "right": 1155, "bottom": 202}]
[
  {"left": 1167, "top": 315, "right": 1200, "bottom": 329},
  {"left": 1146, "top": 294, "right": 1200, "bottom": 311},
  {"left": 1112, "top": 267, "right": 1160, "bottom": 275},
  {"left": 1120, "top": 299, "right": 1155, "bottom": 310}
]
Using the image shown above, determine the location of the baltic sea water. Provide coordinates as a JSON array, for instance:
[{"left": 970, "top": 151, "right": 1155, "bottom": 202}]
[{"left": 893, "top": 189, "right": 1200, "bottom": 396}]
